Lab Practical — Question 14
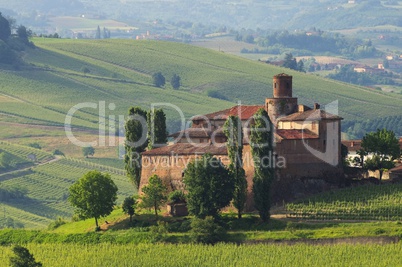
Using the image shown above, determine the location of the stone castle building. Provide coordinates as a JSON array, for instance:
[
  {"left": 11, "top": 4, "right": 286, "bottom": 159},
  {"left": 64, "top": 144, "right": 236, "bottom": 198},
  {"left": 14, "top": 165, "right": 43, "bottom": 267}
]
[{"left": 140, "top": 73, "right": 343, "bottom": 206}]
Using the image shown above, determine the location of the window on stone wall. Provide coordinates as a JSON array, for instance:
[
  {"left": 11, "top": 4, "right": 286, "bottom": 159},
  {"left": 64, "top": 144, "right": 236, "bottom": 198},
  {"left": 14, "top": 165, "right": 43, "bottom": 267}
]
[{"left": 274, "top": 82, "right": 277, "bottom": 88}]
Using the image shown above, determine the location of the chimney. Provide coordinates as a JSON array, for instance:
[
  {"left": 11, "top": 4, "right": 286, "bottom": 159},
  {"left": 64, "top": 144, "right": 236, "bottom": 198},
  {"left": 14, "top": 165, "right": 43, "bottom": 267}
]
[{"left": 314, "top": 103, "right": 320, "bottom": 110}]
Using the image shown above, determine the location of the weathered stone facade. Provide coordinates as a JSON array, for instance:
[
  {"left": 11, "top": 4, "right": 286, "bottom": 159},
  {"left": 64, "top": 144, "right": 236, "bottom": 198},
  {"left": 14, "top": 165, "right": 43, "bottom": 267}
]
[{"left": 139, "top": 73, "right": 343, "bottom": 206}]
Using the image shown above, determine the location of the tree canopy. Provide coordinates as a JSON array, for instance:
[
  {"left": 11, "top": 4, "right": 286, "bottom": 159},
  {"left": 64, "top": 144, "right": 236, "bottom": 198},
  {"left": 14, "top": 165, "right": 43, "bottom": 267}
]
[
  {"left": 361, "top": 129, "right": 400, "bottom": 181},
  {"left": 152, "top": 72, "right": 166, "bottom": 88},
  {"left": 0, "top": 13, "right": 11, "bottom": 42},
  {"left": 147, "top": 108, "right": 168, "bottom": 150},
  {"left": 184, "top": 154, "right": 234, "bottom": 219},
  {"left": 68, "top": 170, "right": 118, "bottom": 229},
  {"left": 140, "top": 175, "right": 167, "bottom": 219},
  {"left": 9, "top": 245, "right": 42, "bottom": 267}
]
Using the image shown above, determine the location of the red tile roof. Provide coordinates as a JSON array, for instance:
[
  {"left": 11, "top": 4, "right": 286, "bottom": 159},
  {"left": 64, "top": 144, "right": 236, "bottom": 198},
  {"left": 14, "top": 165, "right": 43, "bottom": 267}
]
[
  {"left": 192, "top": 105, "right": 264, "bottom": 121},
  {"left": 169, "top": 128, "right": 224, "bottom": 138},
  {"left": 276, "top": 129, "right": 319, "bottom": 140},
  {"left": 142, "top": 143, "right": 228, "bottom": 156}
]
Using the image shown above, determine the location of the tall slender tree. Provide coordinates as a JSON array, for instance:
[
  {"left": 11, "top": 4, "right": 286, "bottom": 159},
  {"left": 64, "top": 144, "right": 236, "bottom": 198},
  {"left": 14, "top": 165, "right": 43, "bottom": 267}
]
[
  {"left": 147, "top": 108, "right": 168, "bottom": 150},
  {"left": 223, "top": 115, "right": 247, "bottom": 219},
  {"left": 0, "top": 13, "right": 11, "bottom": 42},
  {"left": 250, "top": 108, "right": 274, "bottom": 222},
  {"left": 125, "top": 107, "right": 148, "bottom": 188},
  {"left": 95, "top": 25, "right": 101, "bottom": 39}
]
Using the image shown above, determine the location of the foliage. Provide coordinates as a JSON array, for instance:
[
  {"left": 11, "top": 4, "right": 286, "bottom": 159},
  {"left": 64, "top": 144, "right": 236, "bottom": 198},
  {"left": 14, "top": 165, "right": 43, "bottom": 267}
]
[
  {"left": 9, "top": 245, "right": 42, "bottom": 267},
  {"left": 82, "top": 146, "right": 95, "bottom": 158},
  {"left": 152, "top": 72, "right": 166, "bottom": 88},
  {"left": 189, "top": 217, "right": 226, "bottom": 244},
  {"left": 68, "top": 170, "right": 118, "bottom": 229},
  {"left": 223, "top": 115, "right": 247, "bottom": 219},
  {"left": 52, "top": 149, "right": 65, "bottom": 156},
  {"left": 327, "top": 65, "right": 396, "bottom": 87},
  {"left": 0, "top": 151, "right": 12, "bottom": 170},
  {"left": 170, "top": 73, "right": 181, "bottom": 89},
  {"left": 183, "top": 154, "right": 234, "bottom": 219},
  {"left": 250, "top": 108, "right": 274, "bottom": 222},
  {"left": 80, "top": 66, "right": 90, "bottom": 74},
  {"left": 147, "top": 108, "right": 167, "bottom": 150},
  {"left": 122, "top": 196, "right": 138, "bottom": 223},
  {"left": 140, "top": 175, "right": 167, "bottom": 219},
  {"left": 149, "top": 221, "right": 168, "bottom": 243},
  {"left": 125, "top": 107, "right": 148, "bottom": 188},
  {"left": 168, "top": 190, "right": 186, "bottom": 204},
  {"left": 361, "top": 129, "right": 400, "bottom": 181}
]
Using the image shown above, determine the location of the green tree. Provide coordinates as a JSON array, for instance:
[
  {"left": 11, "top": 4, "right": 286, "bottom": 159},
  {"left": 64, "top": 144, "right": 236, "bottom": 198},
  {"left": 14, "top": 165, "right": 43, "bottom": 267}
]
[
  {"left": 9, "top": 245, "right": 42, "bottom": 267},
  {"left": 122, "top": 195, "right": 138, "bottom": 223},
  {"left": 68, "top": 170, "right": 118, "bottom": 229},
  {"left": 147, "top": 108, "right": 168, "bottom": 150},
  {"left": 282, "top": 53, "right": 297, "bottom": 70},
  {"left": 140, "top": 175, "right": 167, "bottom": 219},
  {"left": 82, "top": 146, "right": 95, "bottom": 158},
  {"left": 361, "top": 129, "right": 400, "bottom": 182},
  {"left": 16, "top": 25, "right": 30, "bottom": 45},
  {"left": 0, "top": 13, "right": 11, "bottom": 42},
  {"left": 250, "top": 108, "right": 274, "bottom": 222},
  {"left": 223, "top": 115, "right": 247, "bottom": 219},
  {"left": 81, "top": 66, "right": 90, "bottom": 74},
  {"left": 95, "top": 25, "right": 101, "bottom": 39},
  {"left": 170, "top": 74, "right": 181, "bottom": 89},
  {"left": 152, "top": 72, "right": 166, "bottom": 88},
  {"left": 125, "top": 107, "right": 148, "bottom": 188},
  {"left": 297, "top": 59, "right": 305, "bottom": 72},
  {"left": 184, "top": 154, "right": 234, "bottom": 219}
]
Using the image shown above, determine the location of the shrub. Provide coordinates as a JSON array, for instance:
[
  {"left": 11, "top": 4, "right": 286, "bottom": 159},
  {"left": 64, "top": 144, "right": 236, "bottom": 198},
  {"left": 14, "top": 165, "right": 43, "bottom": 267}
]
[
  {"left": 149, "top": 221, "right": 168, "bottom": 243},
  {"left": 52, "top": 149, "right": 65, "bottom": 156},
  {"left": 190, "top": 217, "right": 226, "bottom": 244},
  {"left": 47, "top": 218, "right": 67, "bottom": 230}
]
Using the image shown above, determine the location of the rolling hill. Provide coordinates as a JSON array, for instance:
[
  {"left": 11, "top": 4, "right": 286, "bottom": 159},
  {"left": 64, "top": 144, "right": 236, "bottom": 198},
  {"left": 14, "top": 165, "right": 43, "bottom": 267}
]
[{"left": 0, "top": 38, "right": 400, "bottom": 131}]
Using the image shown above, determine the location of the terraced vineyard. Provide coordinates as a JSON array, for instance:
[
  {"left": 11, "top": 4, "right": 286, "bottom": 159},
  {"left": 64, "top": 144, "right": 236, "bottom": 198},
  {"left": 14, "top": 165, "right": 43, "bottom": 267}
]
[
  {"left": 0, "top": 143, "right": 134, "bottom": 229},
  {"left": 286, "top": 183, "right": 402, "bottom": 221},
  {"left": 0, "top": 141, "right": 54, "bottom": 164}
]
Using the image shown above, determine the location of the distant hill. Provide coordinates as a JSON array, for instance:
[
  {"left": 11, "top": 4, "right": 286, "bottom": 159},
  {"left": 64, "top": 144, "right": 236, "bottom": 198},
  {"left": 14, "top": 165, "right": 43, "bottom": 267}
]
[{"left": 0, "top": 38, "right": 400, "bottom": 134}]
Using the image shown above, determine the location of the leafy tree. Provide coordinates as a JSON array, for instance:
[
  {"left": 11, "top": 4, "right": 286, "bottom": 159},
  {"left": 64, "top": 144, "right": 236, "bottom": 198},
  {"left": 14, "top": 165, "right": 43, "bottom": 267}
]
[
  {"left": 17, "top": 25, "right": 30, "bottom": 45},
  {"left": 68, "top": 170, "right": 118, "bottom": 229},
  {"left": 297, "top": 59, "right": 305, "bottom": 72},
  {"left": 152, "top": 72, "right": 166, "bottom": 88},
  {"left": 0, "top": 40, "right": 15, "bottom": 64},
  {"left": 82, "top": 146, "right": 95, "bottom": 158},
  {"left": 282, "top": 53, "right": 297, "bottom": 70},
  {"left": 250, "top": 108, "right": 274, "bottom": 222},
  {"left": 81, "top": 66, "right": 90, "bottom": 74},
  {"left": 0, "top": 13, "right": 11, "bottom": 42},
  {"left": 147, "top": 108, "right": 168, "bottom": 150},
  {"left": 140, "top": 175, "right": 167, "bottom": 219},
  {"left": 9, "top": 245, "right": 42, "bottom": 267},
  {"left": 125, "top": 107, "right": 148, "bottom": 188},
  {"left": 184, "top": 154, "right": 234, "bottom": 219},
  {"left": 361, "top": 129, "right": 400, "bottom": 182},
  {"left": 122, "top": 195, "right": 138, "bottom": 223},
  {"left": 223, "top": 115, "right": 247, "bottom": 219},
  {"left": 170, "top": 74, "right": 181, "bottom": 89}
]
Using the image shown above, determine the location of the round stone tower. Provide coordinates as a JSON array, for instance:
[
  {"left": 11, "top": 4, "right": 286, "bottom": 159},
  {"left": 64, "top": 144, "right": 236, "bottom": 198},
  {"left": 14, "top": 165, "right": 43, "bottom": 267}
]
[{"left": 265, "top": 73, "right": 298, "bottom": 124}]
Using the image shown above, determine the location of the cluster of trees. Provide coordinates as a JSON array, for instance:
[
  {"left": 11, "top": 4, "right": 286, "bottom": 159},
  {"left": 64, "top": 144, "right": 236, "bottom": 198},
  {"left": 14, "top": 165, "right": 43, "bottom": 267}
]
[
  {"left": 237, "top": 29, "right": 379, "bottom": 59},
  {"left": 357, "top": 129, "right": 401, "bottom": 182},
  {"left": 343, "top": 115, "right": 402, "bottom": 139},
  {"left": 280, "top": 53, "right": 305, "bottom": 72},
  {"left": 0, "top": 13, "right": 34, "bottom": 66},
  {"left": 95, "top": 26, "right": 111, "bottom": 39},
  {"left": 152, "top": 72, "right": 181, "bottom": 89},
  {"left": 327, "top": 65, "right": 397, "bottom": 86},
  {"left": 124, "top": 107, "right": 167, "bottom": 188}
]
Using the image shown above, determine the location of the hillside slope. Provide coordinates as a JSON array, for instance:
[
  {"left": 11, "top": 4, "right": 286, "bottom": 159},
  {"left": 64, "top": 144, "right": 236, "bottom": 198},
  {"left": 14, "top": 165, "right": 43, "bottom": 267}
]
[{"left": 0, "top": 38, "right": 399, "bottom": 132}]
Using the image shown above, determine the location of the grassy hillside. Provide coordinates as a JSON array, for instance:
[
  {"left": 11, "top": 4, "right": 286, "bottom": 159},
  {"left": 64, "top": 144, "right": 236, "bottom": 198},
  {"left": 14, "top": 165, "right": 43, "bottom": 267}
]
[
  {"left": 0, "top": 142, "right": 134, "bottom": 229},
  {"left": 0, "top": 38, "right": 400, "bottom": 133}
]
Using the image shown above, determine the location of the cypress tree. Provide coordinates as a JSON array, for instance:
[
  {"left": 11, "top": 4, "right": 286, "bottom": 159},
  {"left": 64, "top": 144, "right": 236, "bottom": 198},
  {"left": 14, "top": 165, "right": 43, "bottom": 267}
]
[
  {"left": 147, "top": 108, "right": 168, "bottom": 150},
  {"left": 223, "top": 115, "right": 247, "bottom": 219},
  {"left": 250, "top": 108, "right": 274, "bottom": 222},
  {"left": 125, "top": 107, "right": 148, "bottom": 188}
]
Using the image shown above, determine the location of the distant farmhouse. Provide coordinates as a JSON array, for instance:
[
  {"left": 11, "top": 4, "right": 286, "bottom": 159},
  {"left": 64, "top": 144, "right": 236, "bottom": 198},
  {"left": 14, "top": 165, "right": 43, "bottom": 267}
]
[{"left": 140, "top": 74, "right": 343, "bottom": 207}]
